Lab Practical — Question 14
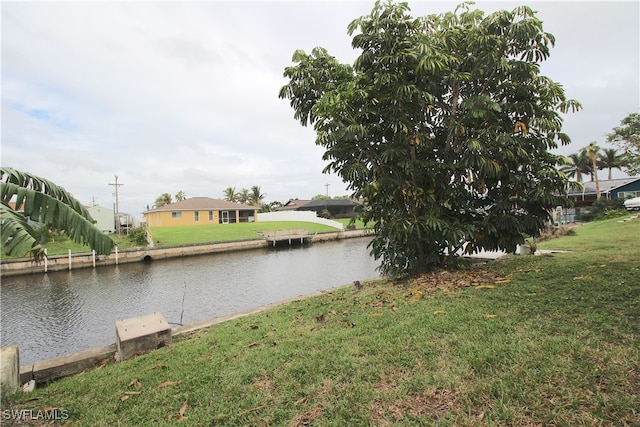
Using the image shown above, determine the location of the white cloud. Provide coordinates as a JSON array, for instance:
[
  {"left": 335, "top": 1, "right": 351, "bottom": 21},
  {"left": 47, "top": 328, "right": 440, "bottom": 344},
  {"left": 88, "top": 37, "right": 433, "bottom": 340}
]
[{"left": 2, "top": 1, "right": 638, "bottom": 216}]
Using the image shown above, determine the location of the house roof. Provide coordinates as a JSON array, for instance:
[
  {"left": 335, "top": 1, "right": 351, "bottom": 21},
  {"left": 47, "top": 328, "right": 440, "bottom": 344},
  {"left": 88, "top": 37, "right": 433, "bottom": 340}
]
[
  {"left": 276, "top": 199, "right": 312, "bottom": 211},
  {"left": 568, "top": 177, "right": 640, "bottom": 197},
  {"left": 300, "top": 199, "right": 362, "bottom": 208},
  {"left": 144, "top": 197, "right": 256, "bottom": 213}
]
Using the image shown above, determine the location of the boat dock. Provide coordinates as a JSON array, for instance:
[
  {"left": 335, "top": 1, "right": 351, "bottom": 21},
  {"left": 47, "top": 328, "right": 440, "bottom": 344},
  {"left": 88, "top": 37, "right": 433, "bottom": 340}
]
[{"left": 260, "top": 229, "right": 313, "bottom": 247}]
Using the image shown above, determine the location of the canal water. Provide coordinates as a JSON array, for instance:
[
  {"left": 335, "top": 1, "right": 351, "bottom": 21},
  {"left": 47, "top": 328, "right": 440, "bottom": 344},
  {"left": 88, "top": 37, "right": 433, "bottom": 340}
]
[{"left": 1, "top": 237, "right": 379, "bottom": 365}]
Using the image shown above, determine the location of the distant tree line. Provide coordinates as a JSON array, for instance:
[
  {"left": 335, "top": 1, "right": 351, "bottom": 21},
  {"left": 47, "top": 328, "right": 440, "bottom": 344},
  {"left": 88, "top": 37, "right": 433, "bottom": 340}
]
[{"left": 559, "top": 112, "right": 639, "bottom": 199}]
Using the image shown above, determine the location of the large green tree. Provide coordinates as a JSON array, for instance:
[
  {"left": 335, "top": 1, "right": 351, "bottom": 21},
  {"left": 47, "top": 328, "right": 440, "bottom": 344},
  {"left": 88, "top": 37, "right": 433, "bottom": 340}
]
[
  {"left": 280, "top": 1, "right": 580, "bottom": 277},
  {"left": 607, "top": 112, "right": 640, "bottom": 176},
  {"left": 1, "top": 167, "right": 115, "bottom": 261}
]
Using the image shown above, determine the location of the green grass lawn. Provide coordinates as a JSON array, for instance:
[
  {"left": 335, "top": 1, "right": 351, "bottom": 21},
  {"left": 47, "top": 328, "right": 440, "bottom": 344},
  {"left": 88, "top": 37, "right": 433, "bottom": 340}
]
[
  {"left": 2, "top": 216, "right": 638, "bottom": 425},
  {"left": 1, "top": 221, "right": 351, "bottom": 258},
  {"left": 149, "top": 221, "right": 343, "bottom": 246},
  {"left": 0, "top": 234, "right": 135, "bottom": 259}
]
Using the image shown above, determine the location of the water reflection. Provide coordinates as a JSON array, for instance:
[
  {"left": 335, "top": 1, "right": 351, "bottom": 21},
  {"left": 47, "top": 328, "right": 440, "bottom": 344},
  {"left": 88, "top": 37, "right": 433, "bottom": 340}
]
[{"left": 1, "top": 238, "right": 378, "bottom": 364}]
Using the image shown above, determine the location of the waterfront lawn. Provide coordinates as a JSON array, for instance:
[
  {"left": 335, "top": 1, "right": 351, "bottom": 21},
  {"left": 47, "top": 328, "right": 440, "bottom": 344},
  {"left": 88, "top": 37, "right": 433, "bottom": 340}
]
[
  {"left": 0, "top": 233, "right": 134, "bottom": 259},
  {"left": 2, "top": 216, "right": 638, "bottom": 425},
  {"left": 149, "top": 221, "right": 341, "bottom": 246}
]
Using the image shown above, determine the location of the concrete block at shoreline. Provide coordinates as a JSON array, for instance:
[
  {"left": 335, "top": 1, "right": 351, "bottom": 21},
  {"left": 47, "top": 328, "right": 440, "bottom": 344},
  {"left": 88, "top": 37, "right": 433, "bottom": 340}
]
[
  {"left": 19, "top": 344, "right": 116, "bottom": 385},
  {"left": 1, "top": 346, "right": 20, "bottom": 396},
  {"left": 116, "top": 313, "right": 171, "bottom": 361}
]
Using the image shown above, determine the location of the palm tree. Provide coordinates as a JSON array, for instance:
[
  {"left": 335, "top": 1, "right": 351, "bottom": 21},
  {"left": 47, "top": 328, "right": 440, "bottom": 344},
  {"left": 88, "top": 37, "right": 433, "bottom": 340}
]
[
  {"left": 174, "top": 190, "right": 187, "bottom": 202},
  {"left": 597, "top": 148, "right": 625, "bottom": 180},
  {"left": 560, "top": 151, "right": 591, "bottom": 183},
  {"left": 223, "top": 187, "right": 238, "bottom": 203},
  {"left": 237, "top": 188, "right": 250, "bottom": 205},
  {"left": 582, "top": 142, "right": 601, "bottom": 198},
  {"left": 1, "top": 167, "right": 115, "bottom": 261},
  {"left": 249, "top": 186, "right": 266, "bottom": 207}
]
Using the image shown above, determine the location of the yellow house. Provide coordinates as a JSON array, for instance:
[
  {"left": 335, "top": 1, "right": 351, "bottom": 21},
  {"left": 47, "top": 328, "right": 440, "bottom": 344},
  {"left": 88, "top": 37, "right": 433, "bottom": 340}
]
[{"left": 143, "top": 197, "right": 258, "bottom": 227}]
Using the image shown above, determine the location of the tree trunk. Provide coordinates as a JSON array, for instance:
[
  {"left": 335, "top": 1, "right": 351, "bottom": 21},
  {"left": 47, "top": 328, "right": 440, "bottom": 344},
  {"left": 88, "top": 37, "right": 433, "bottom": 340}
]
[{"left": 592, "top": 157, "right": 601, "bottom": 198}]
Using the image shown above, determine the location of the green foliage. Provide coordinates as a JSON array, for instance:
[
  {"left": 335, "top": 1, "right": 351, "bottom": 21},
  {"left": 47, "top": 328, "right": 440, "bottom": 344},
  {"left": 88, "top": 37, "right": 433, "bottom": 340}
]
[
  {"left": 598, "top": 147, "right": 626, "bottom": 180},
  {"left": 128, "top": 226, "right": 149, "bottom": 247},
  {"left": 280, "top": 1, "right": 580, "bottom": 277},
  {"left": 174, "top": 190, "right": 186, "bottom": 202},
  {"left": 0, "top": 167, "right": 115, "bottom": 261},
  {"left": 154, "top": 193, "right": 172, "bottom": 207},
  {"left": 607, "top": 112, "right": 640, "bottom": 175},
  {"left": 577, "top": 198, "right": 627, "bottom": 222}
]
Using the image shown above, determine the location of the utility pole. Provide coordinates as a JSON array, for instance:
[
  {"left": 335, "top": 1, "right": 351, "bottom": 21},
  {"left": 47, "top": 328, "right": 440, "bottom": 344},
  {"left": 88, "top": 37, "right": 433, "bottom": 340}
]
[
  {"left": 324, "top": 183, "right": 330, "bottom": 218},
  {"left": 109, "top": 175, "right": 123, "bottom": 235}
]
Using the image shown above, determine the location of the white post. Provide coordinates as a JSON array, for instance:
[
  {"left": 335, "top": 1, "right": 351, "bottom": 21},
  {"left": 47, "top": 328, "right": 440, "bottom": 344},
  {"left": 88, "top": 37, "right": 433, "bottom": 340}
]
[
  {"left": 44, "top": 248, "right": 48, "bottom": 273},
  {"left": 92, "top": 250, "right": 96, "bottom": 268},
  {"left": 115, "top": 246, "right": 119, "bottom": 265},
  {"left": 68, "top": 249, "right": 72, "bottom": 271}
]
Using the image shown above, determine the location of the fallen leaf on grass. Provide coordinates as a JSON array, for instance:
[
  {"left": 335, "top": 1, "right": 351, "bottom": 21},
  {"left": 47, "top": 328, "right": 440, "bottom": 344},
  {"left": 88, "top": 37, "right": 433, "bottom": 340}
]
[
  {"left": 128, "top": 379, "right": 142, "bottom": 389},
  {"left": 194, "top": 355, "right": 213, "bottom": 362},
  {"left": 158, "top": 381, "right": 180, "bottom": 389},
  {"left": 409, "top": 290, "right": 424, "bottom": 303},
  {"left": 475, "top": 285, "right": 496, "bottom": 289},
  {"left": 120, "top": 391, "right": 141, "bottom": 402},
  {"left": 483, "top": 314, "right": 497, "bottom": 319},
  {"left": 433, "top": 310, "right": 446, "bottom": 315},
  {"left": 151, "top": 364, "right": 169, "bottom": 370},
  {"left": 177, "top": 400, "right": 188, "bottom": 420},
  {"left": 370, "top": 312, "right": 383, "bottom": 317}
]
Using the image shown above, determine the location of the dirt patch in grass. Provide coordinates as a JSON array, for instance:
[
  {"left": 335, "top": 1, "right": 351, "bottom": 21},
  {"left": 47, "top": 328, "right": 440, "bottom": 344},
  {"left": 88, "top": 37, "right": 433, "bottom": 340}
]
[
  {"left": 290, "top": 405, "right": 324, "bottom": 427},
  {"left": 404, "top": 268, "right": 501, "bottom": 294},
  {"left": 371, "top": 387, "right": 460, "bottom": 424}
]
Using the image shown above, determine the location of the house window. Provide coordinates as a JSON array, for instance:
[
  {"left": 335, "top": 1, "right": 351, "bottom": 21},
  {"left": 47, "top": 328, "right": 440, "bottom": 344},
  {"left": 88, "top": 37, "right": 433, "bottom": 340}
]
[
  {"left": 618, "top": 191, "right": 640, "bottom": 199},
  {"left": 172, "top": 212, "right": 181, "bottom": 219},
  {"left": 209, "top": 211, "right": 214, "bottom": 221},
  {"left": 194, "top": 211, "right": 199, "bottom": 222}
]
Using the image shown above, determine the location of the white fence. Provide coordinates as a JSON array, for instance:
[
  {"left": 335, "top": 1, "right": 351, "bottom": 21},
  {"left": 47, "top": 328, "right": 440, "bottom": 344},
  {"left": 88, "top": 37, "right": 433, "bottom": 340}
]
[{"left": 258, "top": 211, "right": 344, "bottom": 230}]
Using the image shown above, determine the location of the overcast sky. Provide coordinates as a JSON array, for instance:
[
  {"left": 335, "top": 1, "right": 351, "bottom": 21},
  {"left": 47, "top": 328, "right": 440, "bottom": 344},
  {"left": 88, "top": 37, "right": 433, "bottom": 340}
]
[{"left": 2, "top": 1, "right": 638, "bottom": 217}]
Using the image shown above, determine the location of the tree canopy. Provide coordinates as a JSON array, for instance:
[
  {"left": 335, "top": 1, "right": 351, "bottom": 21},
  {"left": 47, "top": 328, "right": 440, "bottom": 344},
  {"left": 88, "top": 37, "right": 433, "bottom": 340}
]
[
  {"left": 1, "top": 167, "right": 115, "bottom": 261},
  {"left": 607, "top": 112, "right": 640, "bottom": 176},
  {"left": 155, "top": 193, "right": 172, "bottom": 207},
  {"left": 280, "top": 1, "right": 580, "bottom": 277}
]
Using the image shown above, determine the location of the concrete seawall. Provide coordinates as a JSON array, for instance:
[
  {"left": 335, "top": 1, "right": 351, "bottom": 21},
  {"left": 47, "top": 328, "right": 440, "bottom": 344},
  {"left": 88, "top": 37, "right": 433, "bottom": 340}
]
[
  {"left": 1, "top": 229, "right": 373, "bottom": 278},
  {"left": 17, "top": 275, "right": 372, "bottom": 386}
]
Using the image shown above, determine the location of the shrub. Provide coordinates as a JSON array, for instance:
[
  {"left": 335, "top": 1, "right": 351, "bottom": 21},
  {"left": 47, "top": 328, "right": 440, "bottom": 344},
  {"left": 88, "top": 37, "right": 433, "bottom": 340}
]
[
  {"left": 128, "top": 226, "right": 149, "bottom": 247},
  {"left": 576, "top": 198, "right": 626, "bottom": 222}
]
